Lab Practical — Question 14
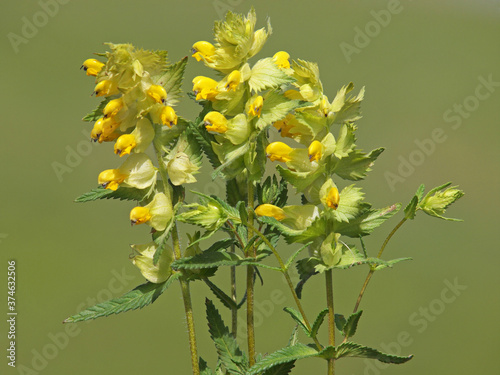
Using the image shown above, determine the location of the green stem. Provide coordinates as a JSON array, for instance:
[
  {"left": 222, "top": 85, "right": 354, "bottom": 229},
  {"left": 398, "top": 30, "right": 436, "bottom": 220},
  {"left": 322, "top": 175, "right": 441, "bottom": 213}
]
[
  {"left": 244, "top": 222, "right": 323, "bottom": 351},
  {"left": 246, "top": 180, "right": 256, "bottom": 366},
  {"left": 172, "top": 225, "right": 199, "bottom": 375},
  {"left": 352, "top": 217, "right": 408, "bottom": 314},
  {"left": 230, "top": 242, "right": 238, "bottom": 337},
  {"left": 326, "top": 270, "right": 335, "bottom": 375}
]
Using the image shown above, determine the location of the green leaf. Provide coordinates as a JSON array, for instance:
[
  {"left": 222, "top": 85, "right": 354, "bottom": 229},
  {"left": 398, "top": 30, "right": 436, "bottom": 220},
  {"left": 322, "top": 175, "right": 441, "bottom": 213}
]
[
  {"left": 255, "top": 91, "right": 303, "bottom": 130},
  {"left": 199, "top": 358, "right": 215, "bottom": 375},
  {"left": 82, "top": 97, "right": 111, "bottom": 122},
  {"left": 334, "top": 204, "right": 401, "bottom": 238},
  {"left": 404, "top": 196, "right": 419, "bottom": 220},
  {"left": 295, "top": 257, "right": 321, "bottom": 298},
  {"left": 204, "top": 279, "right": 238, "bottom": 311},
  {"left": 287, "top": 326, "right": 300, "bottom": 347},
  {"left": 342, "top": 311, "right": 363, "bottom": 339},
  {"left": 172, "top": 250, "right": 279, "bottom": 271},
  {"left": 206, "top": 299, "right": 248, "bottom": 374},
  {"left": 284, "top": 243, "right": 311, "bottom": 271},
  {"left": 247, "top": 344, "right": 318, "bottom": 375},
  {"left": 334, "top": 123, "right": 357, "bottom": 158},
  {"left": 330, "top": 84, "right": 365, "bottom": 125},
  {"left": 334, "top": 314, "right": 347, "bottom": 331},
  {"left": 249, "top": 57, "right": 295, "bottom": 93},
  {"left": 63, "top": 274, "right": 180, "bottom": 323},
  {"left": 187, "top": 120, "right": 222, "bottom": 170},
  {"left": 333, "top": 341, "right": 413, "bottom": 364},
  {"left": 154, "top": 56, "right": 188, "bottom": 106},
  {"left": 310, "top": 308, "right": 329, "bottom": 339},
  {"left": 75, "top": 186, "right": 148, "bottom": 203},
  {"left": 373, "top": 257, "right": 412, "bottom": 271},
  {"left": 283, "top": 307, "right": 310, "bottom": 336},
  {"left": 261, "top": 361, "right": 296, "bottom": 375},
  {"left": 333, "top": 148, "right": 384, "bottom": 180},
  {"left": 212, "top": 142, "right": 250, "bottom": 180}
]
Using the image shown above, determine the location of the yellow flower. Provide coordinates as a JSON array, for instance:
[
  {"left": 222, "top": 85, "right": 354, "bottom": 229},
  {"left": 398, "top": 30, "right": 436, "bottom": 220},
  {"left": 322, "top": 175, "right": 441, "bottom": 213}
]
[
  {"left": 130, "top": 206, "right": 152, "bottom": 225},
  {"left": 273, "top": 116, "right": 295, "bottom": 138},
  {"left": 273, "top": 51, "right": 290, "bottom": 69},
  {"left": 325, "top": 187, "right": 340, "bottom": 210},
  {"left": 248, "top": 95, "right": 264, "bottom": 117},
  {"left": 93, "top": 80, "right": 119, "bottom": 97},
  {"left": 191, "top": 41, "right": 216, "bottom": 62},
  {"left": 308, "top": 140, "right": 323, "bottom": 162},
  {"left": 98, "top": 169, "right": 128, "bottom": 191},
  {"left": 131, "top": 242, "right": 174, "bottom": 284},
  {"left": 81, "top": 58, "right": 105, "bottom": 76},
  {"left": 160, "top": 106, "right": 178, "bottom": 127},
  {"left": 266, "top": 142, "right": 293, "bottom": 162},
  {"left": 203, "top": 111, "right": 228, "bottom": 133},
  {"left": 147, "top": 84, "right": 167, "bottom": 104},
  {"left": 90, "top": 119, "right": 104, "bottom": 142},
  {"left": 114, "top": 134, "right": 137, "bottom": 157},
  {"left": 225, "top": 70, "right": 241, "bottom": 91},
  {"left": 255, "top": 204, "right": 286, "bottom": 221},
  {"left": 192, "top": 76, "right": 219, "bottom": 101},
  {"left": 91, "top": 117, "right": 119, "bottom": 143},
  {"left": 103, "top": 98, "right": 124, "bottom": 118}
]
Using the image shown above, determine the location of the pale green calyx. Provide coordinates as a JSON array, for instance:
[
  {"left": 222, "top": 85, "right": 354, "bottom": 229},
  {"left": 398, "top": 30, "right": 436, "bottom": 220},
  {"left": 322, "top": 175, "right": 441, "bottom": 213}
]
[
  {"left": 419, "top": 183, "right": 464, "bottom": 221},
  {"left": 131, "top": 242, "right": 174, "bottom": 283}
]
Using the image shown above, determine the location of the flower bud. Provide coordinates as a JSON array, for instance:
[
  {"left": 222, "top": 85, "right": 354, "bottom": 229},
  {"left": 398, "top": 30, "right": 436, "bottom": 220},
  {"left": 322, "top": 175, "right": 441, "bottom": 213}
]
[
  {"left": 255, "top": 204, "right": 286, "bottom": 221},
  {"left": 98, "top": 169, "right": 128, "bottom": 191},
  {"left": 114, "top": 134, "right": 137, "bottom": 157},
  {"left": 325, "top": 187, "right": 340, "bottom": 210},
  {"left": 93, "top": 80, "right": 119, "bottom": 97},
  {"left": 248, "top": 95, "right": 264, "bottom": 117},
  {"left": 160, "top": 106, "right": 178, "bottom": 127},
  {"left": 147, "top": 84, "right": 167, "bottom": 104},
  {"left": 130, "top": 206, "right": 152, "bottom": 225},
  {"left": 225, "top": 70, "right": 241, "bottom": 91},
  {"left": 203, "top": 111, "right": 228, "bottom": 133},
  {"left": 273, "top": 51, "right": 290, "bottom": 69},
  {"left": 192, "top": 76, "right": 219, "bottom": 101},
  {"left": 308, "top": 140, "right": 323, "bottom": 162},
  {"left": 81, "top": 59, "right": 105, "bottom": 76},
  {"left": 266, "top": 142, "right": 293, "bottom": 162},
  {"left": 103, "top": 98, "right": 124, "bottom": 118},
  {"left": 192, "top": 41, "right": 216, "bottom": 62}
]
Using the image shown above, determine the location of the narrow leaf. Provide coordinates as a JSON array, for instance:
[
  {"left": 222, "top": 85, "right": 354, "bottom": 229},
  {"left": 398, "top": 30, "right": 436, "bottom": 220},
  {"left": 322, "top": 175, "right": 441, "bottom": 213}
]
[
  {"left": 82, "top": 97, "right": 111, "bottom": 122},
  {"left": 283, "top": 307, "right": 310, "bottom": 336},
  {"left": 333, "top": 341, "right": 413, "bottom": 364},
  {"left": 204, "top": 279, "right": 237, "bottom": 310},
  {"left": 334, "top": 314, "right": 347, "bottom": 331},
  {"left": 342, "top": 311, "right": 363, "bottom": 339},
  {"left": 404, "top": 196, "right": 419, "bottom": 220},
  {"left": 247, "top": 344, "right": 318, "bottom": 375},
  {"left": 310, "top": 308, "right": 329, "bottom": 339},
  {"left": 75, "top": 186, "right": 148, "bottom": 203}
]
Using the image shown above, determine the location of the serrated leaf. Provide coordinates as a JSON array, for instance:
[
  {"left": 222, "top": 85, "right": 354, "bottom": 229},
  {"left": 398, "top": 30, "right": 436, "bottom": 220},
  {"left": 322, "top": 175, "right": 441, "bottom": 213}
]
[
  {"left": 255, "top": 91, "right": 303, "bottom": 130},
  {"left": 334, "top": 314, "right": 347, "bottom": 331},
  {"left": 284, "top": 242, "right": 311, "bottom": 271},
  {"left": 295, "top": 257, "right": 320, "bottom": 298},
  {"left": 333, "top": 341, "right": 413, "bottom": 364},
  {"left": 199, "top": 357, "right": 215, "bottom": 375},
  {"left": 333, "top": 148, "right": 384, "bottom": 180},
  {"left": 283, "top": 307, "right": 310, "bottom": 336},
  {"left": 75, "top": 186, "right": 148, "bottom": 203},
  {"left": 154, "top": 56, "right": 188, "bottom": 106},
  {"left": 330, "top": 85, "right": 365, "bottom": 125},
  {"left": 373, "top": 257, "right": 412, "bottom": 271},
  {"left": 334, "top": 204, "right": 401, "bottom": 238},
  {"left": 342, "top": 311, "right": 363, "bottom": 339},
  {"left": 404, "top": 196, "right": 419, "bottom": 220},
  {"left": 172, "top": 250, "right": 278, "bottom": 271},
  {"left": 187, "top": 119, "right": 221, "bottom": 170},
  {"left": 310, "top": 308, "right": 329, "bottom": 339},
  {"left": 206, "top": 299, "right": 248, "bottom": 374},
  {"left": 63, "top": 274, "right": 180, "bottom": 323},
  {"left": 204, "top": 279, "right": 238, "bottom": 310},
  {"left": 261, "top": 361, "right": 296, "bottom": 375},
  {"left": 334, "top": 123, "right": 357, "bottom": 158},
  {"left": 247, "top": 344, "right": 318, "bottom": 375},
  {"left": 249, "top": 57, "right": 295, "bottom": 93},
  {"left": 82, "top": 97, "right": 112, "bottom": 122},
  {"left": 287, "top": 326, "right": 300, "bottom": 347}
]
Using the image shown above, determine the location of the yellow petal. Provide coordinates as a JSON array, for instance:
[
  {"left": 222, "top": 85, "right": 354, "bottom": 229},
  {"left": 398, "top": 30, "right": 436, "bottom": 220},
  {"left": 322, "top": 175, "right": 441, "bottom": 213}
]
[
  {"left": 130, "top": 206, "right": 152, "bottom": 225},
  {"left": 93, "top": 80, "right": 119, "bottom": 97},
  {"left": 255, "top": 204, "right": 286, "bottom": 221},
  {"left": 103, "top": 98, "right": 124, "bottom": 118},
  {"left": 114, "top": 134, "right": 137, "bottom": 157},
  {"left": 308, "top": 140, "right": 323, "bottom": 162},
  {"left": 160, "top": 106, "right": 178, "bottom": 127},
  {"left": 326, "top": 187, "right": 340, "bottom": 210},
  {"left": 273, "top": 51, "right": 290, "bottom": 69},
  {"left": 147, "top": 84, "right": 167, "bottom": 104},
  {"left": 203, "top": 111, "right": 228, "bottom": 133},
  {"left": 81, "top": 59, "right": 104, "bottom": 76},
  {"left": 266, "top": 142, "right": 293, "bottom": 162},
  {"left": 98, "top": 169, "right": 128, "bottom": 191},
  {"left": 191, "top": 41, "right": 215, "bottom": 62},
  {"left": 248, "top": 95, "right": 264, "bottom": 117}
]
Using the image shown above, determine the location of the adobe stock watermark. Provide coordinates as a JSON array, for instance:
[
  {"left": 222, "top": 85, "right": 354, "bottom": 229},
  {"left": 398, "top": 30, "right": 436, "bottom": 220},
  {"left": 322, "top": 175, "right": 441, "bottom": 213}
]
[
  {"left": 52, "top": 129, "right": 97, "bottom": 183},
  {"left": 7, "top": 0, "right": 71, "bottom": 54},
  {"left": 212, "top": 0, "right": 244, "bottom": 19},
  {"left": 340, "top": 0, "right": 413, "bottom": 64},
  {"left": 359, "top": 277, "right": 467, "bottom": 375},
  {"left": 384, "top": 74, "right": 499, "bottom": 191},
  {"left": 15, "top": 268, "right": 135, "bottom": 375}
]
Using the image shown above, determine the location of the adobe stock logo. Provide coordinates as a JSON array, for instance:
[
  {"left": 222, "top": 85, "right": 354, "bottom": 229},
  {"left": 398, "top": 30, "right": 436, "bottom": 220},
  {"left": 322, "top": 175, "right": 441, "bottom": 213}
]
[{"left": 7, "top": 0, "right": 71, "bottom": 54}]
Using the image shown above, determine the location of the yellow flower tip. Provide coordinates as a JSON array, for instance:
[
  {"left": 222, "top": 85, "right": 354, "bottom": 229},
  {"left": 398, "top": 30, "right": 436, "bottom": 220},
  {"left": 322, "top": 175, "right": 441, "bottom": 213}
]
[
  {"left": 130, "top": 206, "right": 152, "bottom": 226},
  {"left": 81, "top": 58, "right": 105, "bottom": 76},
  {"left": 248, "top": 96, "right": 264, "bottom": 117},
  {"left": 160, "top": 106, "right": 178, "bottom": 128},
  {"left": 93, "top": 80, "right": 118, "bottom": 97},
  {"left": 255, "top": 204, "right": 286, "bottom": 221},
  {"left": 103, "top": 98, "right": 124, "bottom": 118},
  {"left": 191, "top": 41, "right": 216, "bottom": 62},
  {"left": 320, "top": 96, "right": 330, "bottom": 117},
  {"left": 266, "top": 142, "right": 293, "bottom": 163},
  {"left": 114, "top": 134, "right": 137, "bottom": 157},
  {"left": 147, "top": 85, "right": 167, "bottom": 104},
  {"left": 326, "top": 187, "right": 340, "bottom": 210},
  {"left": 192, "top": 76, "right": 219, "bottom": 101},
  {"left": 98, "top": 169, "right": 127, "bottom": 191},
  {"left": 273, "top": 118, "right": 294, "bottom": 138},
  {"left": 273, "top": 51, "right": 291, "bottom": 69},
  {"left": 308, "top": 140, "right": 323, "bottom": 162},
  {"left": 90, "top": 118, "right": 104, "bottom": 142},
  {"left": 203, "top": 111, "right": 228, "bottom": 133},
  {"left": 225, "top": 70, "right": 241, "bottom": 91}
]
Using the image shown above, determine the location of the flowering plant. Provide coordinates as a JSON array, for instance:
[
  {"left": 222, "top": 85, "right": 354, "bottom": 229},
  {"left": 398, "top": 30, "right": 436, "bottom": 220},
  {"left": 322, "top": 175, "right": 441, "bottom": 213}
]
[{"left": 66, "top": 9, "right": 463, "bottom": 375}]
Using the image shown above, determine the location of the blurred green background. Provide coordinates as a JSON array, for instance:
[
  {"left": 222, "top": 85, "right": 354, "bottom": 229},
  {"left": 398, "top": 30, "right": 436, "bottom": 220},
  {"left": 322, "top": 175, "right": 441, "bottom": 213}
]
[{"left": 1, "top": 0, "right": 498, "bottom": 374}]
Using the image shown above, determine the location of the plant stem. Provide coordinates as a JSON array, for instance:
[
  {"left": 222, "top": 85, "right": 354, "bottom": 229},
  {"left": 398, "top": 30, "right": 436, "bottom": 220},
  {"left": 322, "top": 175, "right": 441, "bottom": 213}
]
[
  {"left": 352, "top": 218, "right": 407, "bottom": 314},
  {"left": 230, "top": 242, "right": 238, "bottom": 337},
  {"left": 246, "top": 180, "right": 256, "bottom": 366},
  {"left": 326, "top": 270, "right": 335, "bottom": 375},
  {"left": 172, "top": 225, "right": 199, "bottom": 375},
  {"left": 244, "top": 222, "right": 323, "bottom": 351}
]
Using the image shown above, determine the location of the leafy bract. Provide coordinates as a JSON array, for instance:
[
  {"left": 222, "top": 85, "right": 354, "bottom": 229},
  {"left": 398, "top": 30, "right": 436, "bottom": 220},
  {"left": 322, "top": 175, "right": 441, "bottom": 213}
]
[{"left": 75, "top": 186, "right": 149, "bottom": 203}]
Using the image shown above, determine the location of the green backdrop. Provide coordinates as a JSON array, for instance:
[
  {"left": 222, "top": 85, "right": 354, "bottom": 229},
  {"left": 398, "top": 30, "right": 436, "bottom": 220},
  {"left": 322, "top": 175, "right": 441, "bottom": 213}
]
[{"left": 1, "top": 0, "right": 498, "bottom": 374}]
